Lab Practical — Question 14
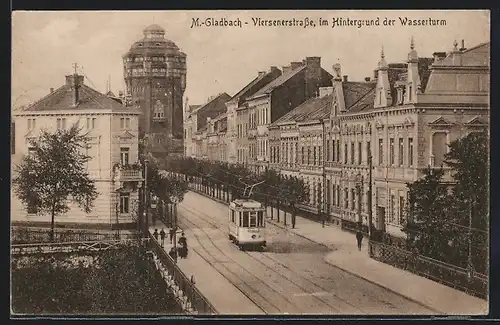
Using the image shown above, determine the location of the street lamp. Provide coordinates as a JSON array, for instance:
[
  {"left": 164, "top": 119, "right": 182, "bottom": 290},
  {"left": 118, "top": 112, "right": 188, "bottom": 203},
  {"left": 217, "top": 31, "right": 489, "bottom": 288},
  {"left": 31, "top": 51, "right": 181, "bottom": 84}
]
[
  {"left": 170, "top": 195, "right": 180, "bottom": 250},
  {"left": 367, "top": 153, "right": 373, "bottom": 240}
]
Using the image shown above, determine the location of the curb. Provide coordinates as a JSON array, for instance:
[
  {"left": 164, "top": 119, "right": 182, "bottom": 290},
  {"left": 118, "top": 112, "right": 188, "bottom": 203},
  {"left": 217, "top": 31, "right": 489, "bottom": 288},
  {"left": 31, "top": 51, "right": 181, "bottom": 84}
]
[{"left": 322, "top": 253, "right": 443, "bottom": 315}]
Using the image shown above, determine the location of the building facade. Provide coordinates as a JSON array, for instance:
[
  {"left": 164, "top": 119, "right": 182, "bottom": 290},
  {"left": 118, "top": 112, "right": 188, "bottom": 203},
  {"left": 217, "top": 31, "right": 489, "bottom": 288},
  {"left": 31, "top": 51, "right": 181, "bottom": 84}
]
[
  {"left": 238, "top": 57, "right": 333, "bottom": 172},
  {"left": 123, "top": 24, "right": 187, "bottom": 156},
  {"left": 183, "top": 93, "right": 231, "bottom": 159},
  {"left": 11, "top": 73, "right": 143, "bottom": 229},
  {"left": 267, "top": 39, "right": 489, "bottom": 237}
]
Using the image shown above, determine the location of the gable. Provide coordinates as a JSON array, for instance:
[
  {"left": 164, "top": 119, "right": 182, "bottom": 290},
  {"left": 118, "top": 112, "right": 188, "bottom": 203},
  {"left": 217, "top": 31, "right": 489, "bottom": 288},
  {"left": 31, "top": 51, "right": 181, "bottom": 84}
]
[{"left": 429, "top": 116, "right": 454, "bottom": 127}]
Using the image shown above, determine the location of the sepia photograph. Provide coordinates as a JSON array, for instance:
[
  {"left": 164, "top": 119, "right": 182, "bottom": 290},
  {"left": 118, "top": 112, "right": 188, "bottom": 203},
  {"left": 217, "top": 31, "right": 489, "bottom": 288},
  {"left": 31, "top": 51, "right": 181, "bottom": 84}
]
[{"left": 10, "top": 10, "right": 490, "bottom": 316}]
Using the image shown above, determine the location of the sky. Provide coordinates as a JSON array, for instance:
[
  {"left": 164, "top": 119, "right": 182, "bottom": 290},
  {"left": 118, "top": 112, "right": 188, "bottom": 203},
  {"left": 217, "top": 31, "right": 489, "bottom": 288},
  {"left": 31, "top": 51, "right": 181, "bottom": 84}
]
[{"left": 12, "top": 10, "right": 489, "bottom": 110}]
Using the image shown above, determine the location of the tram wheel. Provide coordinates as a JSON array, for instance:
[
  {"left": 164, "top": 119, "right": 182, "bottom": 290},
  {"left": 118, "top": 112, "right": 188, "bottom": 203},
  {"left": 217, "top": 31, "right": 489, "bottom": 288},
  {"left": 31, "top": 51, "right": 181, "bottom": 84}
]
[{"left": 239, "top": 244, "right": 246, "bottom": 251}]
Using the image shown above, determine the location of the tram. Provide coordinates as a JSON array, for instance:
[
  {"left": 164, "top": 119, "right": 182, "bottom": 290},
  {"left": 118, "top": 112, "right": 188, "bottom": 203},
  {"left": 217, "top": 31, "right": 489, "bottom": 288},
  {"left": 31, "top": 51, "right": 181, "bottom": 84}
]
[{"left": 228, "top": 198, "right": 267, "bottom": 251}]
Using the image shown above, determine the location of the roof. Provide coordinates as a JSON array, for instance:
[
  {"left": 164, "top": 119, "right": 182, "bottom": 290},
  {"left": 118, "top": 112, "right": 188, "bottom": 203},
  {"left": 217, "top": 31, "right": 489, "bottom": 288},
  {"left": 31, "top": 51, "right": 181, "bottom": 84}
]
[
  {"left": 193, "top": 93, "right": 232, "bottom": 131},
  {"left": 22, "top": 81, "right": 134, "bottom": 113},
  {"left": 144, "top": 24, "right": 165, "bottom": 32},
  {"left": 248, "top": 66, "right": 306, "bottom": 99},
  {"left": 272, "top": 94, "right": 332, "bottom": 125},
  {"left": 343, "top": 82, "right": 376, "bottom": 112}
]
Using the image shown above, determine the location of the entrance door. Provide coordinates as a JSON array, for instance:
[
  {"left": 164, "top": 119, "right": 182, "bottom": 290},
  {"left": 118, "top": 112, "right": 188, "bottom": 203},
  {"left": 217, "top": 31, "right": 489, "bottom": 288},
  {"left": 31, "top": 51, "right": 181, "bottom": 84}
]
[{"left": 376, "top": 206, "right": 386, "bottom": 231}]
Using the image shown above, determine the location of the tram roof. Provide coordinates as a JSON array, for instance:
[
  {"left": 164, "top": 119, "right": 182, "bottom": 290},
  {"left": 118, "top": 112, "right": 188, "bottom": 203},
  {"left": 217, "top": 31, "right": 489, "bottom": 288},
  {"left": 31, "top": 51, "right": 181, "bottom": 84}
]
[{"left": 230, "top": 199, "right": 263, "bottom": 209}]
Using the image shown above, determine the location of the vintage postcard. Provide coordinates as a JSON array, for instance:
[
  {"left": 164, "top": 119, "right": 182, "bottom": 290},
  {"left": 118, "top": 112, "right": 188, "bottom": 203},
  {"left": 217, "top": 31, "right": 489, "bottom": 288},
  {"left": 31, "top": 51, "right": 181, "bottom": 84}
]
[{"left": 11, "top": 10, "right": 490, "bottom": 317}]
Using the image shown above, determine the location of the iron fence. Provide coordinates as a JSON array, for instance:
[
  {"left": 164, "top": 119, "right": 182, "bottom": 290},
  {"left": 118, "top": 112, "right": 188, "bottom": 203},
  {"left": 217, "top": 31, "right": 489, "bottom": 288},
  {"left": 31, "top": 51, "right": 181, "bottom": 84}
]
[
  {"left": 369, "top": 240, "right": 487, "bottom": 299},
  {"left": 11, "top": 227, "right": 138, "bottom": 245},
  {"left": 149, "top": 236, "right": 218, "bottom": 315}
]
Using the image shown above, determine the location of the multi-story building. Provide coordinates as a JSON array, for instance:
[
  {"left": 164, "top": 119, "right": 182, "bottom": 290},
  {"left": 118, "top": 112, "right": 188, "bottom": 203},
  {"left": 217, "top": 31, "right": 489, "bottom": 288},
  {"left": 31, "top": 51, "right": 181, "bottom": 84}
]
[
  {"left": 11, "top": 72, "right": 143, "bottom": 229},
  {"left": 226, "top": 67, "right": 283, "bottom": 164},
  {"left": 183, "top": 93, "right": 231, "bottom": 159},
  {"left": 123, "top": 24, "right": 187, "bottom": 156},
  {"left": 268, "top": 39, "right": 489, "bottom": 238},
  {"left": 206, "top": 113, "right": 228, "bottom": 162},
  {"left": 242, "top": 57, "right": 333, "bottom": 173}
]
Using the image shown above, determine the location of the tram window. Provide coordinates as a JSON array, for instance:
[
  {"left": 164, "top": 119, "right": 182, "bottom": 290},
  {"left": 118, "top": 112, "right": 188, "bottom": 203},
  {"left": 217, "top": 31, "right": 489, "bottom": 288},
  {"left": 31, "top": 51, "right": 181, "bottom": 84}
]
[
  {"left": 249, "top": 212, "right": 257, "bottom": 227},
  {"left": 242, "top": 212, "right": 249, "bottom": 227},
  {"left": 231, "top": 210, "right": 235, "bottom": 223},
  {"left": 257, "top": 211, "right": 264, "bottom": 226},
  {"left": 239, "top": 212, "right": 242, "bottom": 226}
]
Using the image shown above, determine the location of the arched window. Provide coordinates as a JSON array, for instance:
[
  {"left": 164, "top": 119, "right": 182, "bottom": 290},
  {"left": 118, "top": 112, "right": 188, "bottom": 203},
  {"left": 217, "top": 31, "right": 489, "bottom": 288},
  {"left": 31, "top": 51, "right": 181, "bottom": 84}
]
[{"left": 153, "top": 100, "right": 165, "bottom": 119}]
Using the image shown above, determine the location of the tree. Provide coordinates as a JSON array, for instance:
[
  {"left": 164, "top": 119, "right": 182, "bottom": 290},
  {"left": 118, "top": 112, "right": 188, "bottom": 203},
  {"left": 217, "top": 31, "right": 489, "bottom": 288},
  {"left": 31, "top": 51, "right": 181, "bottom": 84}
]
[
  {"left": 13, "top": 125, "right": 98, "bottom": 241},
  {"left": 402, "top": 167, "right": 455, "bottom": 261},
  {"left": 444, "top": 129, "right": 489, "bottom": 273}
]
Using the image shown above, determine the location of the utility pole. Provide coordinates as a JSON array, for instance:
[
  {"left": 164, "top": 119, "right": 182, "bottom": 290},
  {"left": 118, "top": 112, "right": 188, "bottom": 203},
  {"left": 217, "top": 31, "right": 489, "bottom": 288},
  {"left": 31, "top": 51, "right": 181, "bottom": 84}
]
[
  {"left": 468, "top": 195, "right": 474, "bottom": 281},
  {"left": 143, "top": 157, "right": 150, "bottom": 238}
]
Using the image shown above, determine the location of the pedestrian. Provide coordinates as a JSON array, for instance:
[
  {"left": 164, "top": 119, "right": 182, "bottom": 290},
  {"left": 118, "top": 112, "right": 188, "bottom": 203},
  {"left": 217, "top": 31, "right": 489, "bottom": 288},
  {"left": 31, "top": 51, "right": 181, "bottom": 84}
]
[
  {"left": 168, "top": 247, "right": 177, "bottom": 261},
  {"left": 153, "top": 229, "right": 159, "bottom": 241},
  {"left": 159, "top": 228, "right": 166, "bottom": 247},
  {"left": 356, "top": 229, "right": 363, "bottom": 251},
  {"left": 178, "top": 232, "right": 188, "bottom": 258},
  {"left": 169, "top": 226, "right": 176, "bottom": 244}
]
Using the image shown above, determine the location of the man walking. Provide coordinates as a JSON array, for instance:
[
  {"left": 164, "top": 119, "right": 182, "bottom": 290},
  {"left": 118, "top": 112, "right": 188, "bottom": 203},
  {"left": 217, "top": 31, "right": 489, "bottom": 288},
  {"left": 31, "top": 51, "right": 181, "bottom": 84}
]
[
  {"left": 153, "top": 229, "right": 159, "bottom": 241},
  {"left": 356, "top": 229, "right": 363, "bottom": 251},
  {"left": 169, "top": 226, "right": 176, "bottom": 244},
  {"left": 159, "top": 228, "right": 166, "bottom": 247}
]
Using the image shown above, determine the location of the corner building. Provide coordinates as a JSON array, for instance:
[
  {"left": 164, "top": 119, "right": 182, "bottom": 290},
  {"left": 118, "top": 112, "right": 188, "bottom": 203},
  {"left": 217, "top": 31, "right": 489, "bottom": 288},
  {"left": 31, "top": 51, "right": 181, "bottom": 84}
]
[{"left": 123, "top": 24, "right": 187, "bottom": 155}]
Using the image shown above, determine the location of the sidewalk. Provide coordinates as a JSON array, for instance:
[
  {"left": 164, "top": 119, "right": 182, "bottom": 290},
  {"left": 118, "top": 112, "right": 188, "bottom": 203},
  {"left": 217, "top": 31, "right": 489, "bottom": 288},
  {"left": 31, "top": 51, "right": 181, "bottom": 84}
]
[
  {"left": 264, "top": 207, "right": 488, "bottom": 315},
  {"left": 148, "top": 220, "right": 264, "bottom": 315},
  {"left": 190, "top": 188, "right": 488, "bottom": 315}
]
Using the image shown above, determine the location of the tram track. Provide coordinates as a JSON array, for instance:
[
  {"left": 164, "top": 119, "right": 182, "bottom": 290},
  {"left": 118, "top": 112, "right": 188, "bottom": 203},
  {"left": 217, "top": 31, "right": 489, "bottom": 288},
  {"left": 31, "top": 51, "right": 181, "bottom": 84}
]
[
  {"left": 179, "top": 201, "right": 435, "bottom": 314},
  {"left": 178, "top": 204, "right": 358, "bottom": 313},
  {"left": 177, "top": 210, "right": 304, "bottom": 314}
]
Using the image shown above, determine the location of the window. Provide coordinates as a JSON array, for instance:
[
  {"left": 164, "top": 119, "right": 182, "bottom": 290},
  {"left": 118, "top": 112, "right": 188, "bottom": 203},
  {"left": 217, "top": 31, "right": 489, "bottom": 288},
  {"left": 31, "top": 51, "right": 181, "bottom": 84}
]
[
  {"left": 378, "top": 139, "right": 384, "bottom": 165},
  {"left": 120, "top": 194, "right": 130, "bottom": 214},
  {"left": 27, "top": 118, "right": 36, "bottom": 130},
  {"left": 301, "top": 147, "right": 305, "bottom": 164},
  {"left": 120, "top": 117, "right": 130, "bottom": 129},
  {"left": 295, "top": 143, "right": 298, "bottom": 164},
  {"left": 257, "top": 211, "right": 264, "bottom": 227},
  {"left": 336, "top": 185, "right": 341, "bottom": 206},
  {"left": 432, "top": 133, "right": 447, "bottom": 167},
  {"left": 366, "top": 141, "right": 371, "bottom": 164},
  {"left": 249, "top": 212, "right": 257, "bottom": 227},
  {"left": 57, "top": 118, "right": 67, "bottom": 130},
  {"left": 398, "top": 138, "right": 404, "bottom": 166},
  {"left": 408, "top": 86, "right": 412, "bottom": 102},
  {"left": 351, "top": 188, "right": 356, "bottom": 210},
  {"left": 344, "top": 143, "right": 348, "bottom": 164},
  {"left": 389, "top": 194, "right": 395, "bottom": 224},
  {"left": 399, "top": 196, "right": 405, "bottom": 225},
  {"left": 390, "top": 138, "right": 395, "bottom": 165},
  {"left": 344, "top": 188, "right": 349, "bottom": 208},
  {"left": 358, "top": 142, "right": 362, "bottom": 165},
  {"left": 28, "top": 146, "right": 36, "bottom": 157},
  {"left": 313, "top": 147, "right": 317, "bottom": 165},
  {"left": 336, "top": 140, "right": 340, "bottom": 162},
  {"left": 242, "top": 212, "right": 249, "bottom": 227},
  {"left": 86, "top": 117, "right": 96, "bottom": 129},
  {"left": 332, "top": 140, "right": 335, "bottom": 161},
  {"left": 332, "top": 183, "right": 336, "bottom": 207},
  {"left": 307, "top": 147, "right": 311, "bottom": 165},
  {"left": 408, "top": 138, "right": 414, "bottom": 166},
  {"left": 351, "top": 142, "right": 355, "bottom": 164},
  {"left": 326, "top": 140, "right": 330, "bottom": 161},
  {"left": 120, "top": 147, "right": 130, "bottom": 165}
]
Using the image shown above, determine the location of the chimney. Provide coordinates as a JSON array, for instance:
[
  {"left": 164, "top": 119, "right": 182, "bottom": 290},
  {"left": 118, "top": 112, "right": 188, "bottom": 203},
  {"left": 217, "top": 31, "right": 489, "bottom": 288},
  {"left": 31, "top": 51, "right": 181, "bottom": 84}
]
[
  {"left": 305, "top": 57, "right": 321, "bottom": 68},
  {"left": 333, "top": 63, "right": 342, "bottom": 81},
  {"left": 258, "top": 71, "right": 266, "bottom": 77},
  {"left": 290, "top": 61, "right": 303, "bottom": 70},
  {"left": 65, "top": 74, "right": 84, "bottom": 107},
  {"left": 269, "top": 66, "right": 279, "bottom": 73},
  {"left": 343, "top": 75, "right": 348, "bottom": 82},
  {"left": 50, "top": 88, "right": 54, "bottom": 93},
  {"left": 459, "top": 39, "right": 466, "bottom": 51},
  {"left": 364, "top": 77, "right": 371, "bottom": 82},
  {"left": 282, "top": 65, "right": 292, "bottom": 74}
]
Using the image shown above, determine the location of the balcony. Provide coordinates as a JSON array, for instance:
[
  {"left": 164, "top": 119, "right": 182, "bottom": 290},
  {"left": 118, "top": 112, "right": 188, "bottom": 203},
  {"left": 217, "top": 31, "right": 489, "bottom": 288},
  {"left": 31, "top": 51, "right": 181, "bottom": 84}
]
[{"left": 112, "top": 163, "right": 144, "bottom": 191}]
